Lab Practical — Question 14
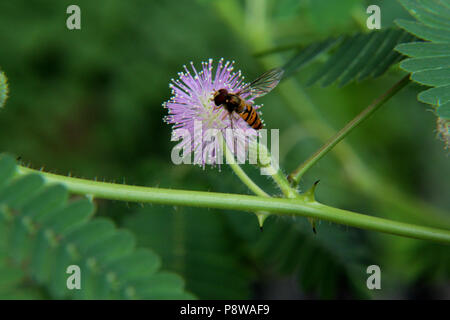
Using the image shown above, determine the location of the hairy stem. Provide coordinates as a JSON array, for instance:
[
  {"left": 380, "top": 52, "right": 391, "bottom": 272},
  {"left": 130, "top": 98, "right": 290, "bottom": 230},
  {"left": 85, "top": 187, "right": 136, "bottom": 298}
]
[
  {"left": 271, "top": 169, "right": 297, "bottom": 198},
  {"left": 15, "top": 165, "right": 450, "bottom": 243},
  {"left": 223, "top": 135, "right": 271, "bottom": 226},
  {"left": 223, "top": 134, "right": 269, "bottom": 197},
  {"left": 227, "top": 157, "right": 269, "bottom": 198},
  {"left": 224, "top": 134, "right": 311, "bottom": 227},
  {"left": 288, "top": 75, "right": 411, "bottom": 185}
]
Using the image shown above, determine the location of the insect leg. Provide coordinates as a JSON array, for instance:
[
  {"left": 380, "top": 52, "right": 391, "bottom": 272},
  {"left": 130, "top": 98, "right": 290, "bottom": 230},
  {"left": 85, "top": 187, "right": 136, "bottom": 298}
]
[
  {"left": 229, "top": 112, "right": 234, "bottom": 131},
  {"left": 228, "top": 112, "right": 236, "bottom": 159}
]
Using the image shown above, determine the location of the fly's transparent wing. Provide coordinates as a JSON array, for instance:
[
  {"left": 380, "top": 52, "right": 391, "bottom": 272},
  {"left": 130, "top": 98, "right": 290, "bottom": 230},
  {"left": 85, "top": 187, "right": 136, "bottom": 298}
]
[{"left": 238, "top": 68, "right": 284, "bottom": 99}]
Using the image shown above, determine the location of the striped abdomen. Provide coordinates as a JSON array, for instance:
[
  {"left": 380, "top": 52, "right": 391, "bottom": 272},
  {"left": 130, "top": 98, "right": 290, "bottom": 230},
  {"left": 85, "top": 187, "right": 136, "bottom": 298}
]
[{"left": 238, "top": 101, "right": 263, "bottom": 130}]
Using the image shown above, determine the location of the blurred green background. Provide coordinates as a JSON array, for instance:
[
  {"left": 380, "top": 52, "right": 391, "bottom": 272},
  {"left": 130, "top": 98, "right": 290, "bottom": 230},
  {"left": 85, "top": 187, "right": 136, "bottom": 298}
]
[{"left": 0, "top": 0, "right": 449, "bottom": 299}]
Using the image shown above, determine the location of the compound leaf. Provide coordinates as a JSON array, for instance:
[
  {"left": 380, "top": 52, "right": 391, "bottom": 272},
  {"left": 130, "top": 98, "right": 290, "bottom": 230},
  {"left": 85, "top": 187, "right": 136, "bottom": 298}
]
[
  {"left": 0, "top": 154, "right": 194, "bottom": 300},
  {"left": 395, "top": 0, "right": 450, "bottom": 120},
  {"left": 283, "top": 27, "right": 415, "bottom": 87}
]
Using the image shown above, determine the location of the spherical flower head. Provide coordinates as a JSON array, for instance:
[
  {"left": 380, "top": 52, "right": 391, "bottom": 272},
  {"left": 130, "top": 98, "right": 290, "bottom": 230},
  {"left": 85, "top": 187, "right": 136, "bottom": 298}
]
[{"left": 163, "top": 59, "right": 261, "bottom": 166}]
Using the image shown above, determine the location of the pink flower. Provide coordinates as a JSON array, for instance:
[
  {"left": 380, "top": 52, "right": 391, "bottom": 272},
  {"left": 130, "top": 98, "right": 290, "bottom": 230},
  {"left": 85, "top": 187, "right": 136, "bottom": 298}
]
[{"left": 164, "top": 59, "right": 261, "bottom": 166}]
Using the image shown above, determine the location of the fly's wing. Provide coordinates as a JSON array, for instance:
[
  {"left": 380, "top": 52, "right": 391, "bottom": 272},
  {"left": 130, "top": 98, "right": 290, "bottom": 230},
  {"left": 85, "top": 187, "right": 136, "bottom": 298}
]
[{"left": 238, "top": 67, "right": 284, "bottom": 100}]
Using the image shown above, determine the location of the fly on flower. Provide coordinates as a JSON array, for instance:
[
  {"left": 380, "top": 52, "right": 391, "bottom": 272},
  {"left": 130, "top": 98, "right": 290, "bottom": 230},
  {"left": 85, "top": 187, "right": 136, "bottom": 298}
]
[
  {"left": 164, "top": 59, "right": 283, "bottom": 167},
  {"left": 212, "top": 67, "right": 284, "bottom": 130}
]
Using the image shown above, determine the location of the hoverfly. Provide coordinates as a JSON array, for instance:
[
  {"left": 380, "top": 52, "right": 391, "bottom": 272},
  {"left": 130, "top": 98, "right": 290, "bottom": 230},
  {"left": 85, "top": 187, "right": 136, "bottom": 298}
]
[{"left": 213, "top": 68, "right": 284, "bottom": 130}]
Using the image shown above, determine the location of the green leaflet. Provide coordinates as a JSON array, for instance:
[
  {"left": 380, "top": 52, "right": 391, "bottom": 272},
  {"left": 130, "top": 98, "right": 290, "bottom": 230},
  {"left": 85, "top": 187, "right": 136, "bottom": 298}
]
[
  {"left": 411, "top": 67, "right": 450, "bottom": 86},
  {"left": 395, "top": 0, "right": 450, "bottom": 120},
  {"left": 283, "top": 28, "right": 415, "bottom": 87},
  {"left": 396, "top": 20, "right": 450, "bottom": 42},
  {"left": 396, "top": 42, "right": 450, "bottom": 57},
  {"left": 0, "top": 71, "right": 7, "bottom": 109},
  {"left": 0, "top": 154, "right": 195, "bottom": 300},
  {"left": 400, "top": 56, "right": 450, "bottom": 72}
]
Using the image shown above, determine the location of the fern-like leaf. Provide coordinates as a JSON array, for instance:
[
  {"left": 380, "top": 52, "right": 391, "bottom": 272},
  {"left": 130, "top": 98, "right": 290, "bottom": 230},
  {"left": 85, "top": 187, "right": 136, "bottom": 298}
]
[
  {"left": 0, "top": 154, "right": 195, "bottom": 300},
  {"left": 283, "top": 28, "right": 415, "bottom": 87},
  {"left": 395, "top": 0, "right": 450, "bottom": 119}
]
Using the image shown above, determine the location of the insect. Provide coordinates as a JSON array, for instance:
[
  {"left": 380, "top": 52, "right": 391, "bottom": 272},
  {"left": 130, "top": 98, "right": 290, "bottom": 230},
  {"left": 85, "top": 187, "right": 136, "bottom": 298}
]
[{"left": 212, "top": 67, "right": 284, "bottom": 130}]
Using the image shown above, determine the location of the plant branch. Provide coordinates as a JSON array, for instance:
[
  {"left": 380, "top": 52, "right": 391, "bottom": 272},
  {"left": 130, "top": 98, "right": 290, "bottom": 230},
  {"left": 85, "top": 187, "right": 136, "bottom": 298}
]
[
  {"left": 14, "top": 165, "right": 450, "bottom": 243},
  {"left": 227, "top": 156, "right": 269, "bottom": 197},
  {"left": 223, "top": 134, "right": 269, "bottom": 197},
  {"left": 223, "top": 135, "right": 271, "bottom": 226},
  {"left": 225, "top": 132, "right": 315, "bottom": 228},
  {"left": 288, "top": 75, "right": 411, "bottom": 185}
]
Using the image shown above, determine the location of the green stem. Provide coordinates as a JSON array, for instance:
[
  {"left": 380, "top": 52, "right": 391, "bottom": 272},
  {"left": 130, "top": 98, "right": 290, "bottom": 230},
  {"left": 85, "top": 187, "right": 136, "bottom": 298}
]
[
  {"left": 14, "top": 165, "right": 450, "bottom": 243},
  {"left": 271, "top": 169, "right": 297, "bottom": 198},
  {"left": 223, "top": 135, "right": 271, "bottom": 226},
  {"left": 227, "top": 156, "right": 269, "bottom": 197},
  {"left": 223, "top": 134, "right": 269, "bottom": 197},
  {"left": 225, "top": 133, "right": 313, "bottom": 228},
  {"left": 288, "top": 75, "right": 411, "bottom": 185},
  {"left": 252, "top": 139, "right": 298, "bottom": 198},
  {"left": 253, "top": 138, "right": 316, "bottom": 229}
]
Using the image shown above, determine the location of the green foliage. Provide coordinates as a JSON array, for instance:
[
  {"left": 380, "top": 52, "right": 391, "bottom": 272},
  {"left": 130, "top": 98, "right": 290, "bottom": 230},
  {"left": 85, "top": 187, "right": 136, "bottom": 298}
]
[
  {"left": 122, "top": 206, "right": 255, "bottom": 299},
  {"left": 283, "top": 28, "right": 415, "bottom": 87},
  {"left": 0, "top": 154, "right": 194, "bottom": 299},
  {"left": 122, "top": 200, "right": 376, "bottom": 299},
  {"left": 0, "top": 71, "right": 7, "bottom": 109},
  {"left": 395, "top": 0, "right": 450, "bottom": 119},
  {"left": 226, "top": 213, "right": 371, "bottom": 299}
]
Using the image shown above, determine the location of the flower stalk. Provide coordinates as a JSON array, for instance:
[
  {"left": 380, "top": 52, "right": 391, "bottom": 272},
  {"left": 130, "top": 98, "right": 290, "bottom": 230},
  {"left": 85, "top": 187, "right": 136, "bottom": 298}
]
[
  {"left": 288, "top": 75, "right": 411, "bottom": 186},
  {"left": 222, "top": 134, "right": 270, "bottom": 226}
]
